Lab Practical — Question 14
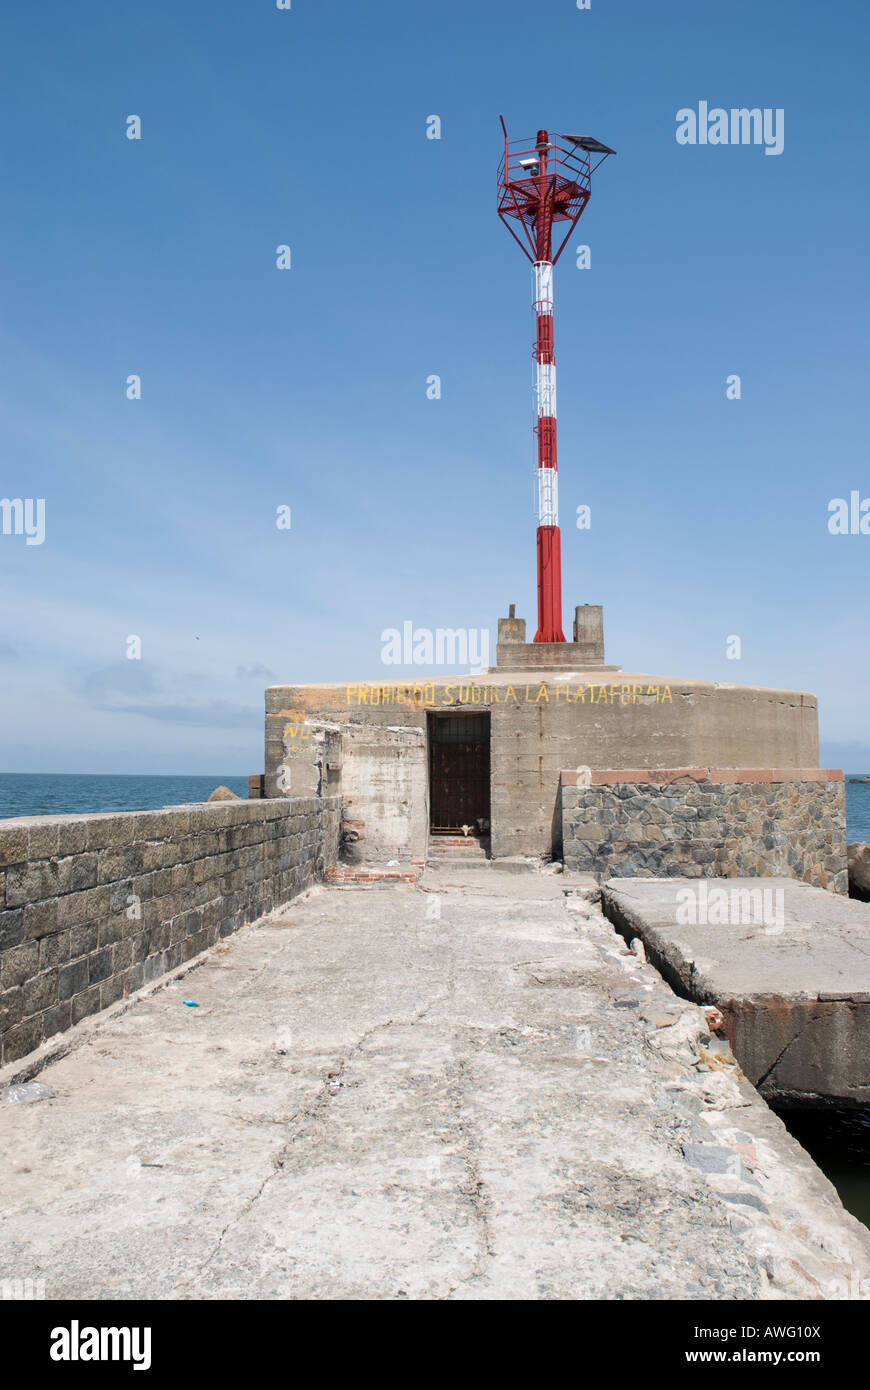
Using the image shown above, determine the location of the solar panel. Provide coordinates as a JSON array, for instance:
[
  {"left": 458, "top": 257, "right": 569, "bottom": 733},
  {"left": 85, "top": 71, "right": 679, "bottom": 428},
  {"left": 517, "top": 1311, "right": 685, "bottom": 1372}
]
[{"left": 563, "top": 135, "right": 616, "bottom": 155}]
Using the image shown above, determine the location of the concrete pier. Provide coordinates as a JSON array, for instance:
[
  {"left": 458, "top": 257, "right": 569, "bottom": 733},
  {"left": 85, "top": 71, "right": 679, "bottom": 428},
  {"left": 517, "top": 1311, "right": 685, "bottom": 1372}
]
[
  {"left": 2, "top": 871, "right": 869, "bottom": 1299},
  {"left": 602, "top": 878, "right": 870, "bottom": 1106}
]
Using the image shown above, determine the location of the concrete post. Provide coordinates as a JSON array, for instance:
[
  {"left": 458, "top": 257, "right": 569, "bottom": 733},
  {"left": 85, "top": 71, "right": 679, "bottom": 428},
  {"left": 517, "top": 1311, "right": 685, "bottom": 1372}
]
[{"left": 573, "top": 605, "right": 604, "bottom": 661}]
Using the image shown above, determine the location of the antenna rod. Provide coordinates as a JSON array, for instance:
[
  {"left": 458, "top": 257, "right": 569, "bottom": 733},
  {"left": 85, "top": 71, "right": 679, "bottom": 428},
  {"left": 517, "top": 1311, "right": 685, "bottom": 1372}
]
[
  {"left": 496, "top": 120, "right": 614, "bottom": 643},
  {"left": 531, "top": 128, "right": 563, "bottom": 641}
]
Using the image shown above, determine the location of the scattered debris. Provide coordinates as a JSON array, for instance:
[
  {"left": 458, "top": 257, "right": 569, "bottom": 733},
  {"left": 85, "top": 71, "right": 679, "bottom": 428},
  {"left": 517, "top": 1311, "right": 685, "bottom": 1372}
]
[
  {"left": 2, "top": 1082, "right": 54, "bottom": 1104},
  {"left": 643, "top": 1010, "right": 682, "bottom": 1029},
  {"left": 612, "top": 990, "right": 639, "bottom": 1009}
]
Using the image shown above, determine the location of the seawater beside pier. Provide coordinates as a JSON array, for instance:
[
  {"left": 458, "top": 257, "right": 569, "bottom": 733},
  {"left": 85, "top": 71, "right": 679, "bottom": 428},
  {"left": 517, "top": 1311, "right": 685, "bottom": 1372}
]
[{"left": 778, "top": 1106, "right": 870, "bottom": 1230}]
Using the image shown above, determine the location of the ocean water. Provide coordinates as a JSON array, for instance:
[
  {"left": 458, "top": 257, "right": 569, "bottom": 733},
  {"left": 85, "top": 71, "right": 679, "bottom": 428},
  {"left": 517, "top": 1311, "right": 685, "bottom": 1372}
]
[
  {"left": 2, "top": 772, "right": 870, "bottom": 836},
  {"left": 778, "top": 1106, "right": 870, "bottom": 1231},
  {"left": 0, "top": 773, "right": 250, "bottom": 820},
  {"left": 845, "top": 776, "right": 870, "bottom": 842}
]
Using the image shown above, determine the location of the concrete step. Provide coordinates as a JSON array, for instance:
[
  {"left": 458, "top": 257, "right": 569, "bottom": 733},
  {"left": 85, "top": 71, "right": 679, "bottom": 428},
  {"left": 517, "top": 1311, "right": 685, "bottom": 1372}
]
[
  {"left": 424, "top": 856, "right": 546, "bottom": 873},
  {"left": 426, "top": 857, "right": 493, "bottom": 870},
  {"left": 428, "top": 835, "right": 489, "bottom": 849},
  {"left": 427, "top": 833, "right": 497, "bottom": 871},
  {"left": 427, "top": 837, "right": 489, "bottom": 863},
  {"left": 489, "top": 856, "right": 537, "bottom": 874},
  {"left": 428, "top": 848, "right": 489, "bottom": 860}
]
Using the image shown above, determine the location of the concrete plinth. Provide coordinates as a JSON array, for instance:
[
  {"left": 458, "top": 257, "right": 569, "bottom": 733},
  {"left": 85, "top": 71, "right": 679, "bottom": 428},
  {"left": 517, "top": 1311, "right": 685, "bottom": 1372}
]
[
  {"left": 601, "top": 877, "right": 870, "bottom": 1106},
  {"left": 495, "top": 603, "right": 621, "bottom": 671}
]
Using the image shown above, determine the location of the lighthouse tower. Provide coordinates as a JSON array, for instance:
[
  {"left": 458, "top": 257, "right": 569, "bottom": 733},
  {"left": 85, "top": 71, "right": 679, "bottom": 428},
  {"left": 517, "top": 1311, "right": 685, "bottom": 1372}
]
[{"left": 497, "top": 120, "right": 615, "bottom": 643}]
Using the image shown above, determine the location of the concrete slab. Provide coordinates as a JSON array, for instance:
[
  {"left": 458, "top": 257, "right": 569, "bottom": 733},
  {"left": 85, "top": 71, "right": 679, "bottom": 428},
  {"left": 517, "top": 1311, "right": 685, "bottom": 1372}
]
[{"left": 602, "top": 878, "right": 870, "bottom": 1105}]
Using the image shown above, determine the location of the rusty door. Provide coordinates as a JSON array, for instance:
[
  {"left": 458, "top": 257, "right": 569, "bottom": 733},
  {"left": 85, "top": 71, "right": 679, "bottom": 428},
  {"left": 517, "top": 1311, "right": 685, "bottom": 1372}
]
[{"left": 428, "top": 713, "right": 490, "bottom": 833}]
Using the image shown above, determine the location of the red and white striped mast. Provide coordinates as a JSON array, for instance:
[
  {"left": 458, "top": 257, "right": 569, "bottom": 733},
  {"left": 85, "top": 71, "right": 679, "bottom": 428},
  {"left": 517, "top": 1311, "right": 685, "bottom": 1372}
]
[{"left": 497, "top": 119, "right": 615, "bottom": 643}]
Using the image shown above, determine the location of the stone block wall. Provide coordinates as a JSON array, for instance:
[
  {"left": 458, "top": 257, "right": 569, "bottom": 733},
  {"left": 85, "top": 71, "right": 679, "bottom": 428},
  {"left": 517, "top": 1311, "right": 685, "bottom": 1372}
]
[
  {"left": 0, "top": 795, "right": 340, "bottom": 1066},
  {"left": 560, "top": 769, "right": 846, "bottom": 891}
]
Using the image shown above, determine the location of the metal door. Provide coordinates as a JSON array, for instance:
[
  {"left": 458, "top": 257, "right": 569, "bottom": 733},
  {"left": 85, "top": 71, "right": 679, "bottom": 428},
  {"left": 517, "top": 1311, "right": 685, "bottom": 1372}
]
[{"left": 428, "top": 713, "right": 490, "bottom": 833}]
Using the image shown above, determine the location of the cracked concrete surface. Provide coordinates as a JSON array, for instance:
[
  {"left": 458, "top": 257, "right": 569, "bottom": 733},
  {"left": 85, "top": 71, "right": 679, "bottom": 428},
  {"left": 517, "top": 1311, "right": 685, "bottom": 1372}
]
[{"left": 2, "top": 869, "right": 870, "bottom": 1300}]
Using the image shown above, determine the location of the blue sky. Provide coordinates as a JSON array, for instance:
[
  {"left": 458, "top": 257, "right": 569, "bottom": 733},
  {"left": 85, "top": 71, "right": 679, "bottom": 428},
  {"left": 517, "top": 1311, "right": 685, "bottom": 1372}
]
[{"left": 0, "top": 0, "right": 867, "bottom": 774}]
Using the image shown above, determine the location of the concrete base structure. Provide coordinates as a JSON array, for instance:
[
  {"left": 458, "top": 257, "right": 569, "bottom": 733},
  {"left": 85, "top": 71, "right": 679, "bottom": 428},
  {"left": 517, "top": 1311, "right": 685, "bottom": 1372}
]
[{"left": 265, "top": 608, "right": 827, "bottom": 869}]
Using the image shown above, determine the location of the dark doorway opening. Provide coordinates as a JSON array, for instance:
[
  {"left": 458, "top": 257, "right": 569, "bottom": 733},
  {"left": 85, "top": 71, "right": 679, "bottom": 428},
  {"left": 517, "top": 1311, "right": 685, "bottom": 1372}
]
[{"left": 428, "top": 712, "right": 491, "bottom": 834}]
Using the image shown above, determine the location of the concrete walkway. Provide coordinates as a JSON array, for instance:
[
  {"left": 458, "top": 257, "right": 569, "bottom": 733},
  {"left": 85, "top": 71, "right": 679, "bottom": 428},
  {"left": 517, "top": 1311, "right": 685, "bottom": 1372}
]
[{"left": 2, "top": 869, "right": 869, "bottom": 1300}]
